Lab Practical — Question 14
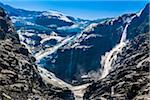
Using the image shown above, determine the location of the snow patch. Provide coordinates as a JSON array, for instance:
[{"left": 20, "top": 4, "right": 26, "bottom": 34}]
[
  {"left": 84, "top": 34, "right": 102, "bottom": 40},
  {"left": 40, "top": 35, "right": 63, "bottom": 44},
  {"left": 35, "top": 36, "right": 75, "bottom": 61},
  {"left": 42, "top": 11, "right": 72, "bottom": 23},
  {"left": 136, "top": 9, "right": 143, "bottom": 17},
  {"left": 83, "top": 23, "right": 98, "bottom": 32}
]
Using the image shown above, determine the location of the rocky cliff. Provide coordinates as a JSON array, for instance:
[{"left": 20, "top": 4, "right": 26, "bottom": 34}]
[
  {"left": 83, "top": 31, "right": 149, "bottom": 100},
  {"left": 1, "top": 2, "right": 148, "bottom": 85},
  {"left": 83, "top": 3, "right": 150, "bottom": 100},
  {"left": 0, "top": 7, "right": 74, "bottom": 100},
  {"left": 38, "top": 3, "right": 149, "bottom": 85}
]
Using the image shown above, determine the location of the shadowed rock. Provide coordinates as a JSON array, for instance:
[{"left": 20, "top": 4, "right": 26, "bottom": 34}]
[{"left": 0, "top": 7, "right": 75, "bottom": 100}]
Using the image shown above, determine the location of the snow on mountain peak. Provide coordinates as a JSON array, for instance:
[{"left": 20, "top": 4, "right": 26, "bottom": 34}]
[
  {"left": 42, "top": 11, "right": 72, "bottom": 23},
  {"left": 136, "top": 9, "right": 143, "bottom": 17},
  {"left": 83, "top": 23, "right": 98, "bottom": 32}
]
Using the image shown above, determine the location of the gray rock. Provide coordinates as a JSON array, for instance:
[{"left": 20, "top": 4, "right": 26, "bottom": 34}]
[
  {"left": 0, "top": 7, "right": 75, "bottom": 100},
  {"left": 83, "top": 32, "right": 150, "bottom": 100}
]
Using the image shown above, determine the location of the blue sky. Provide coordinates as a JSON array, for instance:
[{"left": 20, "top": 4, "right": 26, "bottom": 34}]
[{"left": 0, "top": 0, "right": 148, "bottom": 20}]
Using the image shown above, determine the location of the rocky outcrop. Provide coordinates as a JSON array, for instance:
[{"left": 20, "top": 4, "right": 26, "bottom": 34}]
[
  {"left": 0, "top": 7, "right": 74, "bottom": 100},
  {"left": 83, "top": 32, "right": 149, "bottom": 100},
  {"left": 0, "top": 7, "right": 19, "bottom": 41}
]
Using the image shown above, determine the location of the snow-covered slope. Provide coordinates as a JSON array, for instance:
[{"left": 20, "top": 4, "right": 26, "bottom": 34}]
[
  {"left": 42, "top": 11, "right": 73, "bottom": 23},
  {"left": 35, "top": 35, "right": 75, "bottom": 61},
  {"left": 1, "top": 2, "right": 147, "bottom": 86}
]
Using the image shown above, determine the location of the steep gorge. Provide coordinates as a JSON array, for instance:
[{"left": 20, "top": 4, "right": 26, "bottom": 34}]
[{"left": 0, "top": 2, "right": 149, "bottom": 100}]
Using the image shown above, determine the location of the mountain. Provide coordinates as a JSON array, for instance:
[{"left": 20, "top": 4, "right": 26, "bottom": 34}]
[
  {"left": 0, "top": 2, "right": 148, "bottom": 86},
  {"left": 0, "top": 2, "right": 40, "bottom": 17},
  {"left": 83, "top": 3, "right": 150, "bottom": 100},
  {"left": 0, "top": 2, "right": 88, "bottom": 33},
  {"left": 0, "top": 1, "right": 149, "bottom": 100},
  {"left": 127, "top": 3, "right": 149, "bottom": 39},
  {"left": 0, "top": 2, "right": 100, "bottom": 84},
  {"left": 83, "top": 32, "right": 149, "bottom": 100},
  {"left": 0, "top": 7, "right": 74, "bottom": 100},
  {"left": 36, "top": 8, "right": 147, "bottom": 84},
  {"left": 35, "top": 11, "right": 74, "bottom": 27}
]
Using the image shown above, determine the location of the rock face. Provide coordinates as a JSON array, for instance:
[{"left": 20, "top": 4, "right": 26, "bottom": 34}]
[
  {"left": 1, "top": 2, "right": 140, "bottom": 84},
  {"left": 127, "top": 3, "right": 149, "bottom": 39},
  {"left": 39, "top": 3, "right": 149, "bottom": 84},
  {"left": 83, "top": 31, "right": 149, "bottom": 99},
  {"left": 83, "top": 3, "right": 150, "bottom": 100},
  {"left": 0, "top": 7, "right": 74, "bottom": 100},
  {"left": 38, "top": 13, "right": 138, "bottom": 85},
  {"left": 0, "top": 7, "right": 18, "bottom": 41},
  {"left": 3, "top": 2, "right": 147, "bottom": 85}
]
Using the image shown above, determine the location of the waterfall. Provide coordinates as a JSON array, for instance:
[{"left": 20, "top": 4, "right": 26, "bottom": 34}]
[
  {"left": 100, "top": 42, "right": 127, "bottom": 79},
  {"left": 100, "top": 15, "right": 137, "bottom": 79},
  {"left": 120, "top": 24, "right": 129, "bottom": 43}
]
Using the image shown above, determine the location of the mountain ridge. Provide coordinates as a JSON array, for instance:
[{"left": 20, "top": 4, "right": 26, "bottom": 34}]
[
  {"left": 83, "top": 3, "right": 150, "bottom": 100},
  {"left": 0, "top": 2, "right": 149, "bottom": 100},
  {"left": 0, "top": 2, "right": 148, "bottom": 85}
]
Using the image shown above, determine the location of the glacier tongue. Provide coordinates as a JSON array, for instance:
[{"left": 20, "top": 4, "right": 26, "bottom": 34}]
[{"left": 100, "top": 15, "right": 137, "bottom": 79}]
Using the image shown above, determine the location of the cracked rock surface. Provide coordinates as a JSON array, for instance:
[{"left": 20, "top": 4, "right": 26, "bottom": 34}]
[
  {"left": 0, "top": 7, "right": 74, "bottom": 100},
  {"left": 83, "top": 32, "right": 150, "bottom": 100}
]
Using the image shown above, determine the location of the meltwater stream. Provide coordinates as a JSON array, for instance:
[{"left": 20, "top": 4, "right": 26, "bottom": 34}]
[{"left": 100, "top": 15, "right": 138, "bottom": 79}]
